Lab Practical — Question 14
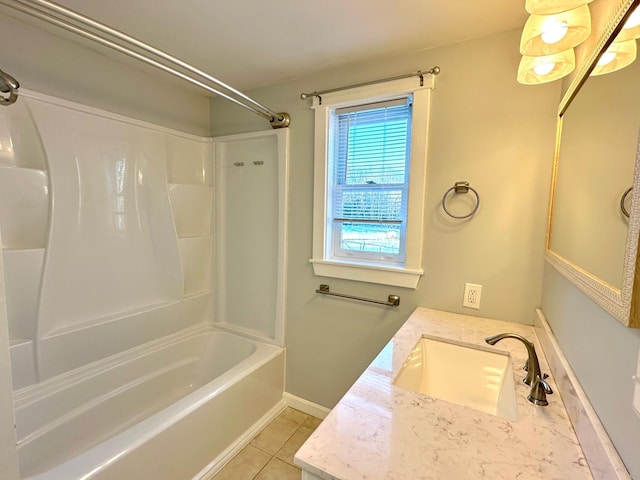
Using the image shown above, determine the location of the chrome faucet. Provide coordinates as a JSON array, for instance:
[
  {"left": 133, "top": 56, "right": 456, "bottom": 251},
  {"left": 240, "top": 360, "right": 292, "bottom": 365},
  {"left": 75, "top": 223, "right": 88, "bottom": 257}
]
[{"left": 485, "top": 333, "right": 553, "bottom": 406}]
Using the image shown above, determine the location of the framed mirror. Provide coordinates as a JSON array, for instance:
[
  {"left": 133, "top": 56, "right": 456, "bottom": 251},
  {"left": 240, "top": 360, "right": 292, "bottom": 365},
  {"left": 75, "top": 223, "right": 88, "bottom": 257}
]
[{"left": 546, "top": 0, "right": 640, "bottom": 328}]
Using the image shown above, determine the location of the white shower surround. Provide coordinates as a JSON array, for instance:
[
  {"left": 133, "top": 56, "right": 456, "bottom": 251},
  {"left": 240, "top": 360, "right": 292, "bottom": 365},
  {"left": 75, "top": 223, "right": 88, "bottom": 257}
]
[{"left": 0, "top": 90, "right": 288, "bottom": 479}]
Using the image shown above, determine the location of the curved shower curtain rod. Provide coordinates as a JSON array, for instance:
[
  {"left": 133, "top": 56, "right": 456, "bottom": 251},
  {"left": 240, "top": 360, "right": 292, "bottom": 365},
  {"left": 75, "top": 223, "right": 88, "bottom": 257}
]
[{"left": 0, "top": 0, "right": 290, "bottom": 128}]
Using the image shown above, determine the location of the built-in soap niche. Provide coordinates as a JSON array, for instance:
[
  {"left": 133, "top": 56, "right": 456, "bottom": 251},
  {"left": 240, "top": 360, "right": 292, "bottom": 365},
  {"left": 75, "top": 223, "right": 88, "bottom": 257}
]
[
  {"left": 0, "top": 99, "right": 50, "bottom": 250},
  {"left": 166, "top": 135, "right": 212, "bottom": 186},
  {"left": 9, "top": 339, "right": 37, "bottom": 390},
  {"left": 3, "top": 249, "right": 45, "bottom": 342},
  {"left": 0, "top": 100, "right": 48, "bottom": 170},
  {"left": 0, "top": 167, "right": 49, "bottom": 250},
  {"left": 179, "top": 236, "right": 212, "bottom": 297},
  {"left": 0, "top": 98, "right": 51, "bottom": 390},
  {"left": 166, "top": 133, "right": 214, "bottom": 301}
]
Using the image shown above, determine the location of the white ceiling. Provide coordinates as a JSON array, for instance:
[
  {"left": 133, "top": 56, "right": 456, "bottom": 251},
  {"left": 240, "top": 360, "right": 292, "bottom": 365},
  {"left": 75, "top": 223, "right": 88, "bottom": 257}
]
[{"left": 27, "top": 0, "right": 527, "bottom": 91}]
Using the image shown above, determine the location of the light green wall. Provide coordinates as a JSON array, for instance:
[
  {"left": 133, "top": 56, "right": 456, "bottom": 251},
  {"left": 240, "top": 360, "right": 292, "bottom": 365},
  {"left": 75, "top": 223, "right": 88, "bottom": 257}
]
[
  {"left": 0, "top": 11, "right": 209, "bottom": 135},
  {"left": 542, "top": 266, "right": 640, "bottom": 478},
  {"left": 210, "top": 29, "right": 561, "bottom": 407}
]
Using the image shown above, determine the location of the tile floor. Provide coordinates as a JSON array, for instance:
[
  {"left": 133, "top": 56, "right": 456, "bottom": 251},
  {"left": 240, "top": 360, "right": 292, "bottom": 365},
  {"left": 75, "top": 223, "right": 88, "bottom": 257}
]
[{"left": 211, "top": 407, "right": 322, "bottom": 480}]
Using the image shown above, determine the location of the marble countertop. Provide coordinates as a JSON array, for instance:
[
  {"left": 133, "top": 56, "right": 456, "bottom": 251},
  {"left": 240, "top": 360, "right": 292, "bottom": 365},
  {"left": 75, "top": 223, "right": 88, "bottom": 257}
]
[{"left": 294, "top": 307, "right": 592, "bottom": 480}]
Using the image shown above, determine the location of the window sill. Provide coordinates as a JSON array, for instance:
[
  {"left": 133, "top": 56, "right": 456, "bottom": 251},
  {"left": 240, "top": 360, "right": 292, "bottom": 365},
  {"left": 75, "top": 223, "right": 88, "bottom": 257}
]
[{"left": 309, "top": 259, "right": 422, "bottom": 289}]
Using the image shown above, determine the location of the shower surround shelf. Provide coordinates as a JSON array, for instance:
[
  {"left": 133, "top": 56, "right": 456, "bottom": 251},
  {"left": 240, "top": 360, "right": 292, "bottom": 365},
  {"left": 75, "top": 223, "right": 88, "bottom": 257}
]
[
  {"left": 166, "top": 136, "right": 213, "bottom": 186},
  {"left": 0, "top": 100, "right": 48, "bottom": 171},
  {"left": 3, "top": 248, "right": 45, "bottom": 343},
  {"left": 9, "top": 339, "right": 37, "bottom": 390},
  {"left": 0, "top": 166, "right": 49, "bottom": 250},
  {"left": 0, "top": 165, "right": 46, "bottom": 172},
  {"left": 179, "top": 236, "right": 212, "bottom": 297}
]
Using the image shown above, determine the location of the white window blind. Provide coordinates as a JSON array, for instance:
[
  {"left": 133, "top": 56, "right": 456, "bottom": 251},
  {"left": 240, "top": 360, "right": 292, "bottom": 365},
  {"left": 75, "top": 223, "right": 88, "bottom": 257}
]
[{"left": 329, "top": 97, "right": 412, "bottom": 262}]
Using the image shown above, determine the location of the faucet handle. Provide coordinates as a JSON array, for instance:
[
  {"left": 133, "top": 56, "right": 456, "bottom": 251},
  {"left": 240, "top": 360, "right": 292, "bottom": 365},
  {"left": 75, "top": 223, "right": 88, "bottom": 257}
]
[
  {"left": 527, "top": 375, "right": 552, "bottom": 406},
  {"left": 538, "top": 375, "right": 553, "bottom": 395}
]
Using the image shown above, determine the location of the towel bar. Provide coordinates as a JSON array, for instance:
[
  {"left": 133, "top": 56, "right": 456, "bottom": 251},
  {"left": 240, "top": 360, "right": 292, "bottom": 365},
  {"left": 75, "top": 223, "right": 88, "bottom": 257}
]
[{"left": 315, "top": 284, "right": 400, "bottom": 307}]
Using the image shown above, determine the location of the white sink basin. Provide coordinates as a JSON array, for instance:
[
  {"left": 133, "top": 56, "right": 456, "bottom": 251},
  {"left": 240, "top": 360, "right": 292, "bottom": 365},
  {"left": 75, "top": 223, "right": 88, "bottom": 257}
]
[{"left": 393, "top": 336, "right": 518, "bottom": 420}]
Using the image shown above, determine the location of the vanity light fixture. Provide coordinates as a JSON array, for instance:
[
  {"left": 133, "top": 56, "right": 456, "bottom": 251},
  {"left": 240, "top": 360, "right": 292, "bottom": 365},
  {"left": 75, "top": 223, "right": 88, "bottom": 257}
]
[
  {"left": 520, "top": 5, "right": 591, "bottom": 56},
  {"left": 525, "top": 0, "right": 593, "bottom": 15},
  {"left": 517, "top": 48, "right": 576, "bottom": 84},
  {"left": 615, "top": 5, "right": 640, "bottom": 42},
  {"left": 590, "top": 39, "right": 637, "bottom": 76}
]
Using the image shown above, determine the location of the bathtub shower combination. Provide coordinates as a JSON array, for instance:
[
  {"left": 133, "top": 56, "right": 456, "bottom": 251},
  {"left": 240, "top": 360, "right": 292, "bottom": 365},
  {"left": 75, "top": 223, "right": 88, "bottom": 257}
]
[{"left": 0, "top": 91, "right": 289, "bottom": 479}]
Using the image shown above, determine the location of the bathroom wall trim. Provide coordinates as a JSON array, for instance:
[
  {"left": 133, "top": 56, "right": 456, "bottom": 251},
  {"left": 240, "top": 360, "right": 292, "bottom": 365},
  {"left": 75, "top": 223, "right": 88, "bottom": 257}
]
[
  {"left": 534, "top": 309, "right": 630, "bottom": 480},
  {"left": 283, "top": 392, "right": 331, "bottom": 419}
]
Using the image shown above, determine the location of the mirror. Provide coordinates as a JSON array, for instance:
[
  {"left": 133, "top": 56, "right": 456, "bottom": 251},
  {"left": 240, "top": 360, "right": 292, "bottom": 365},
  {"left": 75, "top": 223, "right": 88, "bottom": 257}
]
[{"left": 546, "top": 3, "right": 640, "bottom": 327}]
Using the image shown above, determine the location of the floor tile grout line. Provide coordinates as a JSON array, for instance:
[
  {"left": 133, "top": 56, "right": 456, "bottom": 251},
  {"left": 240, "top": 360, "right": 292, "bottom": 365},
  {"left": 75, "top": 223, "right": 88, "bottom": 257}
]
[
  {"left": 274, "top": 422, "right": 308, "bottom": 466},
  {"left": 252, "top": 457, "right": 270, "bottom": 480},
  {"left": 251, "top": 417, "right": 306, "bottom": 456},
  {"left": 249, "top": 412, "right": 310, "bottom": 479},
  {"left": 253, "top": 416, "right": 309, "bottom": 474}
]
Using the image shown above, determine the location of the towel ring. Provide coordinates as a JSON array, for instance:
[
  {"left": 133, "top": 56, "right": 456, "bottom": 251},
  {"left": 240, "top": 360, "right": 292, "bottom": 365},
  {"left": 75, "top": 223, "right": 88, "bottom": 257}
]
[
  {"left": 441, "top": 181, "right": 480, "bottom": 219},
  {"left": 620, "top": 186, "right": 633, "bottom": 218}
]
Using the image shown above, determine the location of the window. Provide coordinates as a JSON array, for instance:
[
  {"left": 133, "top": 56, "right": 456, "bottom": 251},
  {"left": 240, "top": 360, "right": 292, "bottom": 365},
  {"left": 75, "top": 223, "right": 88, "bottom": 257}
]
[
  {"left": 311, "top": 76, "right": 434, "bottom": 288},
  {"left": 330, "top": 98, "right": 411, "bottom": 264}
]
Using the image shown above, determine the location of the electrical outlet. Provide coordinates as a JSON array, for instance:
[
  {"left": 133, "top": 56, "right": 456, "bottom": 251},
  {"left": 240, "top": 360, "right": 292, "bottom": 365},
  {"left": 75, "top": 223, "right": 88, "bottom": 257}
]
[{"left": 463, "top": 283, "right": 482, "bottom": 309}]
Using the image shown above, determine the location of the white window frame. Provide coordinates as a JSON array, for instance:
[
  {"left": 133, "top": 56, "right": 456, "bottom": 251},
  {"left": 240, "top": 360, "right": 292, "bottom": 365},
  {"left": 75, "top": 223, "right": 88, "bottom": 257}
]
[{"left": 310, "top": 76, "right": 434, "bottom": 288}]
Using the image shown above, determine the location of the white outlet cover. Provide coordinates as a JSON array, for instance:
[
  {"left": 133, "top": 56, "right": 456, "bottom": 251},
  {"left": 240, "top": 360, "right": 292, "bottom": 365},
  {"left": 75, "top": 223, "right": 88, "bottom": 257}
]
[{"left": 463, "top": 283, "right": 482, "bottom": 309}]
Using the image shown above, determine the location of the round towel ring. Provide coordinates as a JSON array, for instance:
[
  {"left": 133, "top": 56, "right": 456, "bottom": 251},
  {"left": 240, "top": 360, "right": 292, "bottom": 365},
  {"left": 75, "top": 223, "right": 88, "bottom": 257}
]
[
  {"left": 441, "top": 181, "right": 480, "bottom": 219},
  {"left": 620, "top": 186, "right": 633, "bottom": 218}
]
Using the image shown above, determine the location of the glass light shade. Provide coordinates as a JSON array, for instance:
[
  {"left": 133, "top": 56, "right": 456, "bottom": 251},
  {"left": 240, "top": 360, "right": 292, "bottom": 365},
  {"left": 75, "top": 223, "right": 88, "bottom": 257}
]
[
  {"left": 526, "top": 0, "right": 593, "bottom": 15},
  {"left": 520, "top": 5, "right": 591, "bottom": 56},
  {"left": 517, "top": 49, "right": 576, "bottom": 84},
  {"left": 615, "top": 6, "right": 640, "bottom": 42},
  {"left": 590, "top": 40, "right": 637, "bottom": 76}
]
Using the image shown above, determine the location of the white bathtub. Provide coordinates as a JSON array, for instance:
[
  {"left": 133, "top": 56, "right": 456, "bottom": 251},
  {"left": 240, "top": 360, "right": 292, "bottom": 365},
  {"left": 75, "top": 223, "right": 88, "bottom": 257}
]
[{"left": 13, "top": 328, "right": 285, "bottom": 480}]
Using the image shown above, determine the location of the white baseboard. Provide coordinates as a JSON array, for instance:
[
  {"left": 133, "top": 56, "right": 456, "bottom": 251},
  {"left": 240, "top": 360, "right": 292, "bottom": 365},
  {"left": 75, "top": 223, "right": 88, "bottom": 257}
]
[{"left": 283, "top": 392, "right": 331, "bottom": 419}]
